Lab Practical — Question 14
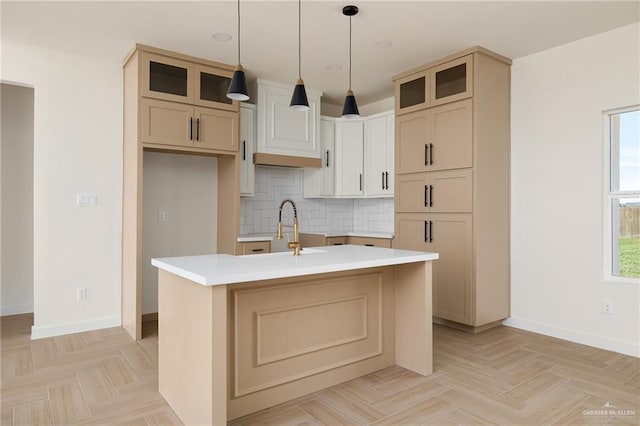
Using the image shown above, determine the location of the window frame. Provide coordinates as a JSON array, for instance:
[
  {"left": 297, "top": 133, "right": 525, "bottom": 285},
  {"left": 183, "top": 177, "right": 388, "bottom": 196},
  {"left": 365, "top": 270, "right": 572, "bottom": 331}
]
[{"left": 603, "top": 105, "right": 640, "bottom": 283}]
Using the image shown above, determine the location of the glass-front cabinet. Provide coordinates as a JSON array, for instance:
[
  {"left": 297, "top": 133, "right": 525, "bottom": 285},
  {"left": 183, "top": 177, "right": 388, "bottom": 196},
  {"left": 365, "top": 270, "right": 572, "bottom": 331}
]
[
  {"left": 141, "top": 52, "right": 237, "bottom": 111},
  {"left": 394, "top": 70, "right": 429, "bottom": 115},
  {"left": 430, "top": 55, "right": 473, "bottom": 107},
  {"left": 395, "top": 54, "right": 473, "bottom": 114}
]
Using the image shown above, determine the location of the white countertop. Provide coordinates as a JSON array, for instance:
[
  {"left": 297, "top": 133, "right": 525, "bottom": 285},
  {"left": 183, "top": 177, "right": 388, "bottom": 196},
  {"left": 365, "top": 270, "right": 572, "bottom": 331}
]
[
  {"left": 236, "top": 234, "right": 274, "bottom": 242},
  {"left": 152, "top": 245, "right": 437, "bottom": 286}
]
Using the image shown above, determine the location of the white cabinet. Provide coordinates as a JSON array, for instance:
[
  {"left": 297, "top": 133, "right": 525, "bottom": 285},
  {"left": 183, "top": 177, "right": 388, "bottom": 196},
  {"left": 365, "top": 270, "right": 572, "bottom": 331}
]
[
  {"left": 364, "top": 114, "right": 394, "bottom": 196},
  {"left": 305, "top": 111, "right": 394, "bottom": 199},
  {"left": 335, "top": 120, "right": 364, "bottom": 196},
  {"left": 255, "top": 79, "right": 321, "bottom": 159},
  {"left": 240, "top": 104, "right": 255, "bottom": 196},
  {"left": 304, "top": 117, "right": 335, "bottom": 197}
]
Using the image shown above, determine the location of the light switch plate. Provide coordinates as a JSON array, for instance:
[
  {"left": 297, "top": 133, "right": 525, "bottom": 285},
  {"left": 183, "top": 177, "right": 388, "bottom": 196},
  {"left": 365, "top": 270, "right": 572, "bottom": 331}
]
[{"left": 77, "top": 194, "right": 97, "bottom": 207}]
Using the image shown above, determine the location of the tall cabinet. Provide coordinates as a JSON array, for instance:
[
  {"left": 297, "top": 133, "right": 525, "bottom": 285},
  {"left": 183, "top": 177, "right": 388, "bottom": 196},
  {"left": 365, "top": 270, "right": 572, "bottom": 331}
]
[
  {"left": 122, "top": 44, "right": 240, "bottom": 340},
  {"left": 393, "top": 47, "right": 511, "bottom": 332}
]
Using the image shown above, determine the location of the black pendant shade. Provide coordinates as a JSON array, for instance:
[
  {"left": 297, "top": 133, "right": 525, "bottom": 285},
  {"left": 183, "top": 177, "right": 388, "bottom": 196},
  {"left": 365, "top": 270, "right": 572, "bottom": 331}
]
[
  {"left": 227, "top": 64, "right": 249, "bottom": 101},
  {"left": 226, "top": 0, "right": 250, "bottom": 101},
  {"left": 342, "top": 89, "right": 359, "bottom": 118},
  {"left": 342, "top": 5, "right": 360, "bottom": 118},
  {"left": 290, "top": 78, "right": 310, "bottom": 111},
  {"left": 290, "top": 0, "right": 309, "bottom": 111}
]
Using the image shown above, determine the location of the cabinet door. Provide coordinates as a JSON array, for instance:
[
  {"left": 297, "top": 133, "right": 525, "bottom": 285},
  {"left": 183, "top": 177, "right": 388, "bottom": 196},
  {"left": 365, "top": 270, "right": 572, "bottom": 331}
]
[
  {"left": 395, "top": 213, "right": 435, "bottom": 252},
  {"left": 319, "top": 119, "right": 336, "bottom": 196},
  {"left": 364, "top": 115, "right": 390, "bottom": 196},
  {"left": 396, "top": 109, "right": 429, "bottom": 174},
  {"left": 142, "top": 98, "right": 193, "bottom": 148},
  {"left": 394, "top": 70, "right": 429, "bottom": 115},
  {"left": 430, "top": 169, "right": 473, "bottom": 213},
  {"left": 429, "top": 55, "right": 473, "bottom": 107},
  {"left": 141, "top": 53, "right": 194, "bottom": 104},
  {"left": 195, "top": 107, "right": 238, "bottom": 152},
  {"left": 428, "top": 99, "right": 473, "bottom": 172},
  {"left": 257, "top": 81, "right": 320, "bottom": 158},
  {"left": 193, "top": 64, "right": 237, "bottom": 112},
  {"left": 429, "top": 214, "right": 473, "bottom": 325},
  {"left": 240, "top": 105, "right": 255, "bottom": 196},
  {"left": 335, "top": 121, "right": 364, "bottom": 196}
]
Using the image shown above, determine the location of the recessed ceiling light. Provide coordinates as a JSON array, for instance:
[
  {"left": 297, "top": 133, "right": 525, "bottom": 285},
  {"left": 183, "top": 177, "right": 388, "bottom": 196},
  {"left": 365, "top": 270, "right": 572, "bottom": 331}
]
[
  {"left": 212, "top": 33, "right": 232, "bottom": 42},
  {"left": 374, "top": 40, "right": 393, "bottom": 49},
  {"left": 326, "top": 64, "right": 343, "bottom": 71}
]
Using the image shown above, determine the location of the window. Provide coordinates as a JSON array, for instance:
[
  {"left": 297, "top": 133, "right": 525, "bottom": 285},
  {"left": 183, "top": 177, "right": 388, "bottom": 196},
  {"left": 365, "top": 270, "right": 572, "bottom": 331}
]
[{"left": 607, "top": 107, "right": 640, "bottom": 280}]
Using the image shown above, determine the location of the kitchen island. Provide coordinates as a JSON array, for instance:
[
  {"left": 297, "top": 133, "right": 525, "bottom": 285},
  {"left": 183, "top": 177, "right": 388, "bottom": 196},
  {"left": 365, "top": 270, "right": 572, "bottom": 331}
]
[{"left": 152, "top": 245, "right": 438, "bottom": 425}]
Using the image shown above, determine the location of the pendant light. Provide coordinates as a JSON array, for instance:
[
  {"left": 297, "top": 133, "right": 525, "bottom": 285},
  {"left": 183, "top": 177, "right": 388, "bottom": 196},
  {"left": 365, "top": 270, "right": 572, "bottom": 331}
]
[
  {"left": 290, "top": 0, "right": 309, "bottom": 110},
  {"left": 342, "top": 5, "right": 360, "bottom": 118},
  {"left": 227, "top": 0, "right": 249, "bottom": 101}
]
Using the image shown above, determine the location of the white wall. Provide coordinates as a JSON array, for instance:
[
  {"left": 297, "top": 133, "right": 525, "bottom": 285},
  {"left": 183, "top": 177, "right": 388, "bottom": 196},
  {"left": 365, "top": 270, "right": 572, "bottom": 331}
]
[
  {"left": 1, "top": 41, "right": 123, "bottom": 337},
  {"left": 142, "top": 152, "right": 218, "bottom": 314},
  {"left": 508, "top": 23, "right": 640, "bottom": 356},
  {"left": 1, "top": 83, "right": 34, "bottom": 315}
]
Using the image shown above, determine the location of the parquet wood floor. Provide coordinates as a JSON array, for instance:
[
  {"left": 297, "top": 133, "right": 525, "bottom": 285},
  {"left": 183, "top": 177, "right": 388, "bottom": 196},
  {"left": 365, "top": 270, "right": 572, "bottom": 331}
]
[{"left": 1, "top": 313, "right": 638, "bottom": 425}]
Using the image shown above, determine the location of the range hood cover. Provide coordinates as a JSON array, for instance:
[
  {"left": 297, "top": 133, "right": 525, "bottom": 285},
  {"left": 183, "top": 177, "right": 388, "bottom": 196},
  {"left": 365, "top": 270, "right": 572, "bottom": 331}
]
[{"left": 253, "top": 153, "right": 322, "bottom": 168}]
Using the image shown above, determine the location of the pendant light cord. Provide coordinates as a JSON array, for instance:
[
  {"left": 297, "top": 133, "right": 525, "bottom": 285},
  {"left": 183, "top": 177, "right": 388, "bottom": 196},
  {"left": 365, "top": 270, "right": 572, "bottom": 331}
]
[
  {"left": 298, "top": 0, "right": 302, "bottom": 79},
  {"left": 237, "top": 0, "right": 241, "bottom": 64},
  {"left": 348, "top": 14, "right": 352, "bottom": 91}
]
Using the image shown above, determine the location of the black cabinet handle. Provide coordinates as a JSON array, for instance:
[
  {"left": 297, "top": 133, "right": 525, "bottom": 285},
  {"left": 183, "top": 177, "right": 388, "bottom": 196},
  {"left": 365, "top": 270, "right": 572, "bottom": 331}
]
[
  {"left": 364, "top": 244, "right": 374, "bottom": 247},
  {"left": 242, "top": 141, "right": 246, "bottom": 160},
  {"left": 196, "top": 118, "right": 200, "bottom": 141},
  {"left": 333, "top": 243, "right": 343, "bottom": 245},
  {"left": 326, "top": 150, "right": 330, "bottom": 167},
  {"left": 189, "top": 117, "right": 193, "bottom": 140},
  {"left": 424, "top": 220, "right": 428, "bottom": 242},
  {"left": 429, "top": 185, "right": 433, "bottom": 207},
  {"left": 382, "top": 172, "right": 385, "bottom": 190},
  {"left": 424, "top": 144, "right": 429, "bottom": 166},
  {"left": 429, "top": 220, "right": 433, "bottom": 242},
  {"left": 424, "top": 185, "right": 428, "bottom": 207},
  {"left": 251, "top": 248, "right": 264, "bottom": 252},
  {"left": 429, "top": 143, "right": 434, "bottom": 165},
  {"left": 359, "top": 173, "right": 363, "bottom": 191},
  {"left": 385, "top": 172, "right": 389, "bottom": 190}
]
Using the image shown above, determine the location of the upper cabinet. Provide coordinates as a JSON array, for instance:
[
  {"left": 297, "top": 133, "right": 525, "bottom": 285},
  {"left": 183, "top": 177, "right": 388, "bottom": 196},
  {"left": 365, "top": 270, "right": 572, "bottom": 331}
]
[
  {"left": 255, "top": 80, "right": 321, "bottom": 159},
  {"left": 240, "top": 104, "right": 256, "bottom": 196},
  {"left": 304, "top": 117, "right": 335, "bottom": 197},
  {"left": 141, "top": 52, "right": 238, "bottom": 112},
  {"left": 395, "top": 54, "right": 473, "bottom": 115},
  {"left": 306, "top": 111, "right": 394, "bottom": 199}
]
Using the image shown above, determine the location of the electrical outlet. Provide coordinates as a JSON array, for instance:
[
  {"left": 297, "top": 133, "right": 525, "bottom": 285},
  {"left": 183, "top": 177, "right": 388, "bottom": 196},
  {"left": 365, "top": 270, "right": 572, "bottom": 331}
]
[
  {"left": 602, "top": 299, "right": 613, "bottom": 315},
  {"left": 77, "top": 194, "right": 97, "bottom": 207},
  {"left": 77, "top": 287, "right": 87, "bottom": 300},
  {"left": 158, "top": 211, "right": 166, "bottom": 222}
]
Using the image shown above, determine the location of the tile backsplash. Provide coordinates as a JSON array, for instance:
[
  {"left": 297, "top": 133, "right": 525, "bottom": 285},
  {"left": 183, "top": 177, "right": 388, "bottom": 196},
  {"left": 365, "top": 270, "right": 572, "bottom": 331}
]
[{"left": 240, "top": 167, "right": 394, "bottom": 235}]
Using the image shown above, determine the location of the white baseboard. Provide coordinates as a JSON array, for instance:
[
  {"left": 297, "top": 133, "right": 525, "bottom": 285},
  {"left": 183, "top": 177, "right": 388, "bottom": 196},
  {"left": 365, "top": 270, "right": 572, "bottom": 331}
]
[
  {"left": 1, "top": 303, "right": 34, "bottom": 316},
  {"left": 31, "top": 316, "right": 121, "bottom": 340},
  {"left": 502, "top": 317, "right": 640, "bottom": 358}
]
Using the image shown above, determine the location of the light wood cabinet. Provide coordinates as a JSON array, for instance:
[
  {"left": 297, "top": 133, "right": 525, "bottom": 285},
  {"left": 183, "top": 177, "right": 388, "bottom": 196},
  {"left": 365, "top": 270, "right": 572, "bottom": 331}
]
[
  {"left": 122, "top": 44, "right": 241, "bottom": 340},
  {"left": 255, "top": 79, "right": 321, "bottom": 159},
  {"left": 326, "top": 236, "right": 347, "bottom": 246},
  {"left": 240, "top": 104, "right": 255, "bottom": 196},
  {"left": 236, "top": 241, "right": 270, "bottom": 255},
  {"left": 141, "top": 52, "right": 237, "bottom": 112},
  {"left": 393, "top": 47, "right": 511, "bottom": 331},
  {"left": 396, "top": 98, "right": 472, "bottom": 175},
  {"left": 396, "top": 169, "right": 472, "bottom": 213},
  {"left": 304, "top": 118, "right": 335, "bottom": 197},
  {"left": 142, "top": 99, "right": 237, "bottom": 152},
  {"left": 347, "top": 236, "right": 393, "bottom": 248},
  {"left": 394, "top": 54, "right": 473, "bottom": 115},
  {"left": 395, "top": 213, "right": 472, "bottom": 325}
]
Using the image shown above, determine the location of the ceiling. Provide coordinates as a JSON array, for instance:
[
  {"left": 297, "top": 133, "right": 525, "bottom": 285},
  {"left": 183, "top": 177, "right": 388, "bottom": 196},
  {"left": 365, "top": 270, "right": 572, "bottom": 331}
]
[{"left": 2, "top": 1, "right": 639, "bottom": 106}]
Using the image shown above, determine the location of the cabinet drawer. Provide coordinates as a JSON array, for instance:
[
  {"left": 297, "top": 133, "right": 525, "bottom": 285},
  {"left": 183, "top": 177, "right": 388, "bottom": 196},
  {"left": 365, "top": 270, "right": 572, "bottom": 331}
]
[
  {"left": 347, "top": 237, "right": 392, "bottom": 248},
  {"left": 239, "top": 241, "right": 271, "bottom": 255},
  {"left": 396, "top": 169, "right": 472, "bottom": 213},
  {"left": 326, "top": 236, "right": 347, "bottom": 246}
]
